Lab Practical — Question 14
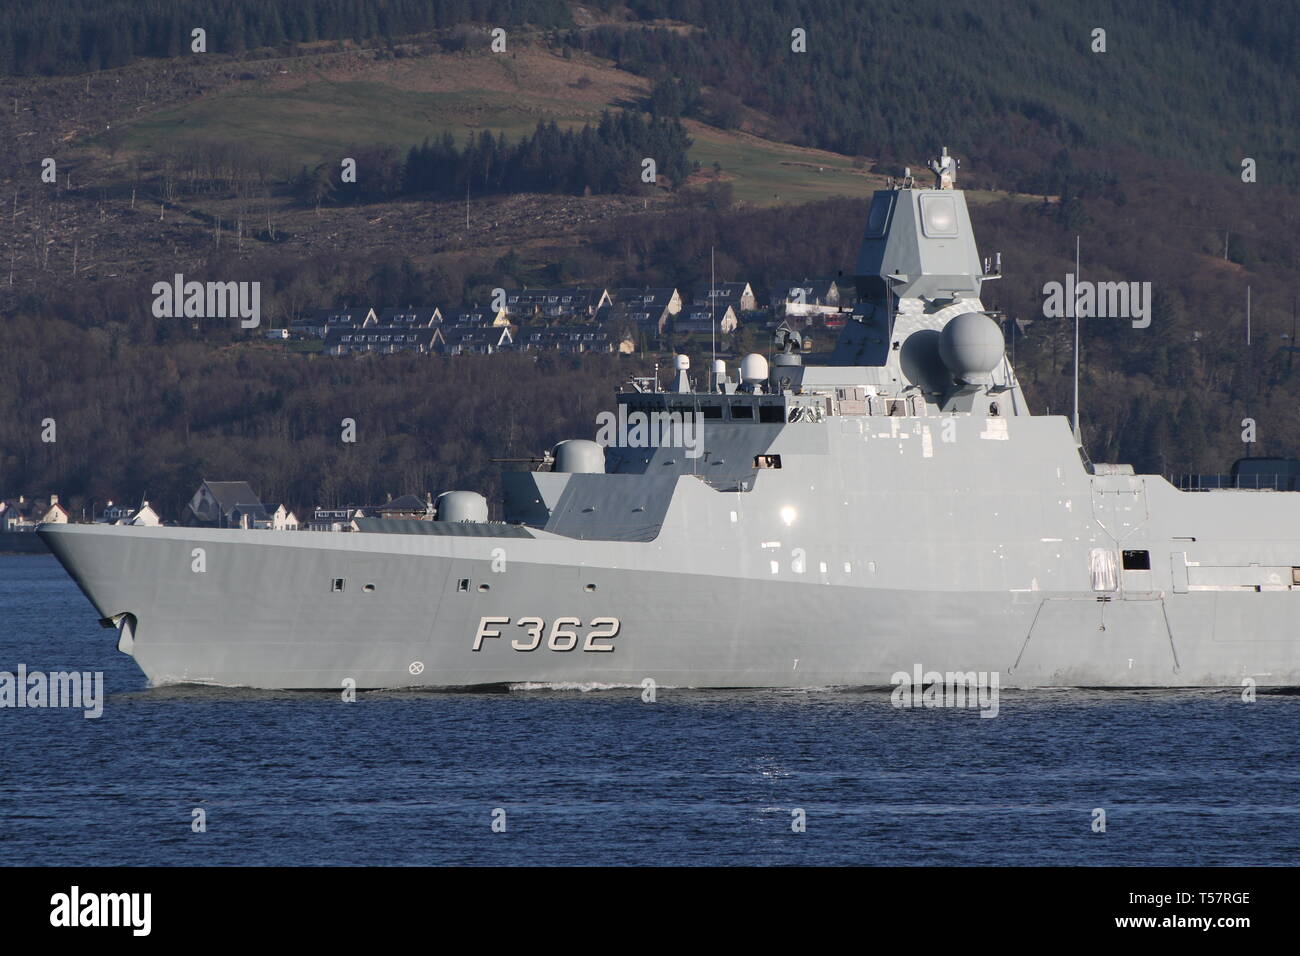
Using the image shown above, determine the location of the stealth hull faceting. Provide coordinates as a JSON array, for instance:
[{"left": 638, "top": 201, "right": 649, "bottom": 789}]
[{"left": 40, "top": 150, "right": 1300, "bottom": 689}]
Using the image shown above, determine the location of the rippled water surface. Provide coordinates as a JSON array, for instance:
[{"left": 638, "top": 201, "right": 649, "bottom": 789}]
[{"left": 2, "top": 555, "right": 1297, "bottom": 866}]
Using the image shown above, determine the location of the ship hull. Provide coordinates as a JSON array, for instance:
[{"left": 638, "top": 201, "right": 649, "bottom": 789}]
[{"left": 38, "top": 519, "right": 1300, "bottom": 689}]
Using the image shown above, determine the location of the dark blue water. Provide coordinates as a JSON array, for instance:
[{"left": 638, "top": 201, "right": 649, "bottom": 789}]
[{"left": 1, "top": 554, "right": 1297, "bottom": 866}]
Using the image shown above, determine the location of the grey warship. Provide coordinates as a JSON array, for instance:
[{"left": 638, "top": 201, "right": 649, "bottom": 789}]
[{"left": 39, "top": 149, "right": 1300, "bottom": 689}]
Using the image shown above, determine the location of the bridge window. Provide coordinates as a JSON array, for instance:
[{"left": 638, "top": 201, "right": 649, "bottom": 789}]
[
  {"left": 759, "top": 406, "right": 785, "bottom": 423},
  {"left": 730, "top": 405, "right": 754, "bottom": 420},
  {"left": 865, "top": 192, "right": 894, "bottom": 237},
  {"left": 1122, "top": 550, "right": 1150, "bottom": 571}
]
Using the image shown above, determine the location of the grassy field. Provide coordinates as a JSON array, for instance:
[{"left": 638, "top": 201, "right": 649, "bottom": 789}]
[
  {"left": 686, "top": 123, "right": 885, "bottom": 205},
  {"left": 103, "top": 44, "right": 898, "bottom": 206},
  {"left": 94, "top": 41, "right": 1048, "bottom": 213},
  {"left": 119, "top": 81, "right": 599, "bottom": 170}
]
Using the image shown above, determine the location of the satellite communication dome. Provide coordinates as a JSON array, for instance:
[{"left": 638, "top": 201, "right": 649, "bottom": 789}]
[
  {"left": 713, "top": 359, "right": 726, "bottom": 377},
  {"left": 938, "top": 311, "right": 1004, "bottom": 381},
  {"left": 740, "top": 353, "right": 769, "bottom": 386},
  {"left": 675, "top": 354, "right": 690, "bottom": 371}
]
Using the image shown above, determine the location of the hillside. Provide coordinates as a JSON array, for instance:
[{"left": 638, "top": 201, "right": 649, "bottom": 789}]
[
  {"left": 4, "top": 0, "right": 1296, "bottom": 187},
  {"left": 0, "top": 2, "right": 1297, "bottom": 520}
]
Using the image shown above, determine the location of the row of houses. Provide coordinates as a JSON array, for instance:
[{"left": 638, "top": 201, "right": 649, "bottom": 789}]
[
  {"left": 0, "top": 484, "right": 296, "bottom": 533},
  {"left": 275, "top": 279, "right": 852, "bottom": 356},
  {"left": 0, "top": 494, "right": 162, "bottom": 530},
  {"left": 181, "top": 482, "right": 452, "bottom": 532},
  {"left": 321, "top": 324, "right": 644, "bottom": 357},
  {"left": 184, "top": 481, "right": 447, "bottom": 530},
  {"left": 2, "top": 482, "right": 461, "bottom": 535}
]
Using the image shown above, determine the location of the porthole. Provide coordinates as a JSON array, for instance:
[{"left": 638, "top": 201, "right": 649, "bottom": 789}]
[
  {"left": 362, "top": 583, "right": 376, "bottom": 593},
  {"left": 478, "top": 583, "right": 490, "bottom": 592}
]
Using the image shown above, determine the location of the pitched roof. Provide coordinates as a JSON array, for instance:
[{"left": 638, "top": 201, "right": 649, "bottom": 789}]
[
  {"left": 377, "top": 307, "right": 442, "bottom": 326},
  {"left": 201, "top": 480, "right": 263, "bottom": 515},
  {"left": 771, "top": 278, "right": 840, "bottom": 302},
  {"left": 311, "top": 307, "right": 377, "bottom": 326},
  {"left": 521, "top": 325, "right": 616, "bottom": 346},
  {"left": 229, "top": 502, "right": 270, "bottom": 520},
  {"left": 445, "top": 326, "right": 512, "bottom": 344},
  {"left": 693, "top": 281, "right": 753, "bottom": 303},
  {"left": 506, "top": 287, "right": 612, "bottom": 312},
  {"left": 326, "top": 326, "right": 442, "bottom": 349},
  {"left": 446, "top": 306, "right": 508, "bottom": 325},
  {"left": 615, "top": 288, "right": 678, "bottom": 308},
  {"left": 682, "top": 303, "right": 738, "bottom": 321}
]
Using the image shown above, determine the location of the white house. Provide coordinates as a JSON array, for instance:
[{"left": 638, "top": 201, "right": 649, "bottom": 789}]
[
  {"left": 271, "top": 504, "right": 299, "bottom": 531},
  {"left": 96, "top": 500, "right": 135, "bottom": 523},
  {"left": 41, "top": 495, "right": 70, "bottom": 524},
  {"left": 0, "top": 497, "right": 37, "bottom": 532},
  {"left": 126, "top": 501, "right": 162, "bottom": 526}
]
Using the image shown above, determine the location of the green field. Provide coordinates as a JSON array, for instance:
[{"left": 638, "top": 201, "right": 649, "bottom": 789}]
[
  {"left": 686, "top": 126, "right": 880, "bottom": 205},
  {"left": 98, "top": 43, "right": 1044, "bottom": 210},
  {"left": 105, "top": 55, "right": 897, "bottom": 206},
  {"left": 118, "top": 79, "right": 595, "bottom": 169}
]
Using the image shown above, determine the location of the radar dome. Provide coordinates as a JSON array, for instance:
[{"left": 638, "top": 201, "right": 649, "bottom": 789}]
[
  {"left": 938, "top": 312, "right": 1004, "bottom": 383},
  {"left": 740, "top": 353, "right": 769, "bottom": 386}
]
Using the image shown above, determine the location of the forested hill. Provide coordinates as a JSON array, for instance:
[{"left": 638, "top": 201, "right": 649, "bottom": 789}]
[
  {"left": 577, "top": 0, "right": 1299, "bottom": 190},
  {"left": 3, "top": 0, "right": 1296, "bottom": 188}
]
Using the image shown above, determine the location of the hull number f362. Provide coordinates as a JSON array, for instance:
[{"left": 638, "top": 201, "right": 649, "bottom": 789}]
[{"left": 472, "top": 616, "right": 620, "bottom": 652}]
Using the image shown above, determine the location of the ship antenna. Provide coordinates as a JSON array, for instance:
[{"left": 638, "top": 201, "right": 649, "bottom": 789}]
[
  {"left": 1072, "top": 234, "right": 1081, "bottom": 445},
  {"left": 1246, "top": 284, "right": 1251, "bottom": 346},
  {"left": 710, "top": 245, "right": 716, "bottom": 392},
  {"left": 1290, "top": 296, "right": 1297, "bottom": 370},
  {"left": 1246, "top": 285, "right": 1252, "bottom": 421}
]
